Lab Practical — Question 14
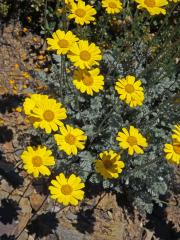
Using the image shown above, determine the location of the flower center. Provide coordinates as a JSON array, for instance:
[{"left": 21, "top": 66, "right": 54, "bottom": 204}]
[
  {"left": 103, "top": 159, "right": 113, "bottom": 170},
  {"left": 82, "top": 74, "right": 94, "bottom": 86},
  {"left": 80, "top": 50, "right": 91, "bottom": 61},
  {"left": 125, "top": 84, "right": 135, "bottom": 93},
  {"left": 75, "top": 8, "right": 86, "bottom": 17},
  {"left": 173, "top": 144, "right": 180, "bottom": 154},
  {"left": 61, "top": 184, "right": 73, "bottom": 195},
  {"left": 144, "top": 0, "right": 155, "bottom": 7},
  {"left": 58, "top": 39, "right": 69, "bottom": 48},
  {"left": 32, "top": 156, "right": 43, "bottom": 167},
  {"left": 43, "top": 110, "right": 55, "bottom": 122},
  {"left": 127, "top": 136, "right": 137, "bottom": 146},
  {"left": 65, "top": 134, "right": 76, "bottom": 145},
  {"left": 108, "top": 2, "right": 117, "bottom": 9}
]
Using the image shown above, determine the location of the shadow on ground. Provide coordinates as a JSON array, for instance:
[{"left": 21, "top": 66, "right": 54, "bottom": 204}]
[
  {"left": 0, "top": 94, "right": 23, "bottom": 114},
  {"left": 145, "top": 204, "right": 180, "bottom": 240},
  {"left": 32, "top": 177, "right": 49, "bottom": 196},
  {"left": 0, "top": 199, "right": 21, "bottom": 224},
  {"left": 27, "top": 212, "right": 58, "bottom": 238},
  {"left": 0, "top": 126, "right": 13, "bottom": 144},
  {"left": 0, "top": 235, "right": 16, "bottom": 240},
  {"left": 73, "top": 208, "right": 96, "bottom": 234},
  {"left": 0, "top": 151, "right": 24, "bottom": 188}
]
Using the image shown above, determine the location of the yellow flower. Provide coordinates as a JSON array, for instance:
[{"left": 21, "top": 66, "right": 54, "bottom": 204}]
[
  {"left": 23, "top": 94, "right": 67, "bottom": 134},
  {"left": 95, "top": 150, "right": 125, "bottom": 179},
  {"left": 65, "top": 0, "right": 77, "bottom": 6},
  {"left": 14, "top": 64, "right": 19, "bottom": 69},
  {"left": 68, "top": 40, "right": 102, "bottom": 69},
  {"left": 54, "top": 124, "right": 87, "bottom": 155},
  {"left": 49, "top": 173, "right": 85, "bottom": 206},
  {"left": 68, "top": 1, "right": 96, "bottom": 25},
  {"left": 26, "top": 16, "right": 32, "bottom": 22},
  {"left": 115, "top": 75, "right": 144, "bottom": 107},
  {"left": 0, "top": 118, "right": 4, "bottom": 125},
  {"left": 22, "top": 72, "right": 30, "bottom": 79},
  {"left": 21, "top": 146, "right": 55, "bottom": 178},
  {"left": 102, "top": 0, "right": 123, "bottom": 14},
  {"left": 134, "top": 0, "right": 168, "bottom": 15},
  {"left": 172, "top": 124, "right": 180, "bottom": 142},
  {"left": 15, "top": 107, "right": 22, "bottom": 113},
  {"left": 23, "top": 94, "right": 46, "bottom": 115},
  {"left": 73, "top": 68, "right": 104, "bottom": 95},
  {"left": 22, "top": 27, "right": 28, "bottom": 33},
  {"left": 46, "top": 30, "right": 79, "bottom": 55},
  {"left": 169, "top": 0, "right": 180, "bottom": 2},
  {"left": 9, "top": 79, "right": 15, "bottom": 85},
  {"left": 164, "top": 141, "right": 180, "bottom": 164},
  {"left": 116, "top": 126, "right": 148, "bottom": 155}
]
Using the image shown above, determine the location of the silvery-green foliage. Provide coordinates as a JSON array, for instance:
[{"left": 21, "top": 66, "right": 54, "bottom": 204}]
[{"left": 35, "top": 6, "right": 179, "bottom": 214}]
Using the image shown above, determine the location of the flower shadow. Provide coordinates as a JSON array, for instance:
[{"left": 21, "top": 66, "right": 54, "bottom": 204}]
[
  {"left": 0, "top": 235, "right": 16, "bottom": 240},
  {"left": 73, "top": 208, "right": 96, "bottom": 234},
  {"left": 0, "top": 126, "right": 13, "bottom": 144},
  {"left": 0, "top": 151, "right": 24, "bottom": 188},
  {"left": 0, "top": 199, "right": 21, "bottom": 224},
  {"left": 32, "top": 177, "right": 49, "bottom": 196},
  {"left": 27, "top": 212, "right": 59, "bottom": 238},
  {"left": 0, "top": 94, "right": 23, "bottom": 114},
  {"left": 145, "top": 203, "right": 180, "bottom": 240}
]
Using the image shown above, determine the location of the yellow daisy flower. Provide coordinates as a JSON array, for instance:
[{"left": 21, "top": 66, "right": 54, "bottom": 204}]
[
  {"left": 23, "top": 94, "right": 67, "bottom": 134},
  {"left": 21, "top": 146, "right": 55, "bottom": 178},
  {"left": 115, "top": 75, "right": 144, "bottom": 107},
  {"left": 68, "top": 1, "right": 96, "bottom": 25},
  {"left": 172, "top": 124, "right": 180, "bottom": 142},
  {"left": 65, "top": 0, "right": 75, "bottom": 4},
  {"left": 49, "top": 173, "right": 85, "bottom": 206},
  {"left": 73, "top": 68, "right": 104, "bottom": 95},
  {"left": 164, "top": 141, "right": 180, "bottom": 164},
  {"left": 134, "top": 0, "right": 168, "bottom": 15},
  {"left": 95, "top": 150, "right": 125, "bottom": 179},
  {"left": 116, "top": 126, "right": 148, "bottom": 155},
  {"left": 23, "top": 94, "right": 46, "bottom": 115},
  {"left": 54, "top": 124, "right": 87, "bottom": 155},
  {"left": 68, "top": 40, "right": 102, "bottom": 69},
  {"left": 102, "top": 0, "right": 123, "bottom": 14},
  {"left": 46, "top": 30, "right": 79, "bottom": 55},
  {"left": 169, "top": 0, "right": 180, "bottom": 2}
]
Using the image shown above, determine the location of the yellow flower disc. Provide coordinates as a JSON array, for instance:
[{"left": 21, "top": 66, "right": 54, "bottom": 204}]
[
  {"left": 54, "top": 124, "right": 87, "bottom": 155},
  {"left": 23, "top": 94, "right": 67, "bottom": 134},
  {"left": 102, "top": 0, "right": 123, "bottom": 14},
  {"left": 68, "top": 40, "right": 102, "bottom": 69},
  {"left": 115, "top": 75, "right": 144, "bottom": 107},
  {"left": 21, "top": 146, "right": 55, "bottom": 178},
  {"left": 95, "top": 150, "right": 125, "bottom": 179},
  {"left": 46, "top": 30, "right": 79, "bottom": 55},
  {"left": 49, "top": 173, "right": 85, "bottom": 206},
  {"left": 134, "top": 0, "right": 168, "bottom": 15},
  {"left": 73, "top": 68, "right": 104, "bottom": 95},
  {"left": 68, "top": 1, "right": 97, "bottom": 25},
  {"left": 116, "top": 126, "right": 148, "bottom": 155}
]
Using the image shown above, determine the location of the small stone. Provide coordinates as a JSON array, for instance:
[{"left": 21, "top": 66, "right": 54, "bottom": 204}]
[
  {"left": 66, "top": 212, "right": 77, "bottom": 221},
  {"left": 107, "top": 210, "right": 113, "bottom": 220},
  {"left": 30, "top": 191, "right": 45, "bottom": 211}
]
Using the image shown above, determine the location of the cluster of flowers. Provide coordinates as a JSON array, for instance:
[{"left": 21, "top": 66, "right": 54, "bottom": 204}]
[
  {"left": 21, "top": 93, "right": 151, "bottom": 205},
  {"left": 22, "top": 93, "right": 180, "bottom": 206},
  {"left": 20, "top": 0, "right": 180, "bottom": 207},
  {"left": 64, "top": 0, "right": 177, "bottom": 19},
  {"left": 47, "top": 28, "right": 104, "bottom": 96},
  {"left": 47, "top": 29, "right": 145, "bottom": 106}
]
